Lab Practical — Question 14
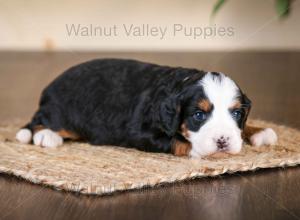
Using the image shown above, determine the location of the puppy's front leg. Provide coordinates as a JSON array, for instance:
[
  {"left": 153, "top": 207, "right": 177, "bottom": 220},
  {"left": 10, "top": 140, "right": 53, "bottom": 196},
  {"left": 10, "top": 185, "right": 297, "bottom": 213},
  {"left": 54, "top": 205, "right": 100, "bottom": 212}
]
[
  {"left": 171, "top": 138, "right": 191, "bottom": 156},
  {"left": 243, "top": 125, "right": 278, "bottom": 147}
]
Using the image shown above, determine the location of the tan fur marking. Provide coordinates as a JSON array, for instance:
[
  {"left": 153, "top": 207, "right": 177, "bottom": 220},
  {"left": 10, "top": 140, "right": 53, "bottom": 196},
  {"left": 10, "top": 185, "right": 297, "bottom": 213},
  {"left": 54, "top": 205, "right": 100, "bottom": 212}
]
[
  {"left": 243, "top": 125, "right": 264, "bottom": 142},
  {"left": 181, "top": 123, "right": 190, "bottom": 138},
  {"left": 230, "top": 100, "right": 242, "bottom": 109},
  {"left": 34, "top": 125, "right": 80, "bottom": 140},
  {"left": 198, "top": 99, "right": 212, "bottom": 112},
  {"left": 171, "top": 139, "right": 191, "bottom": 156},
  {"left": 33, "top": 125, "right": 45, "bottom": 133},
  {"left": 57, "top": 129, "right": 81, "bottom": 140}
]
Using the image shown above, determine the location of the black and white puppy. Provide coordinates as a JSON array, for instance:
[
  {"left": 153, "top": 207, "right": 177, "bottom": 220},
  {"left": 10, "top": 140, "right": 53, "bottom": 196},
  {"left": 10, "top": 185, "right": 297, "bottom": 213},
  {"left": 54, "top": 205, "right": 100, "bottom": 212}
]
[{"left": 16, "top": 59, "right": 277, "bottom": 158}]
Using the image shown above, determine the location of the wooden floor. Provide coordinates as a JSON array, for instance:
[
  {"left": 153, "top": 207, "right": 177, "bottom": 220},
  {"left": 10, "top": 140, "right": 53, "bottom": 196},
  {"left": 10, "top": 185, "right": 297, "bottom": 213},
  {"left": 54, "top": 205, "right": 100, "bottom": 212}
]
[{"left": 0, "top": 51, "right": 300, "bottom": 220}]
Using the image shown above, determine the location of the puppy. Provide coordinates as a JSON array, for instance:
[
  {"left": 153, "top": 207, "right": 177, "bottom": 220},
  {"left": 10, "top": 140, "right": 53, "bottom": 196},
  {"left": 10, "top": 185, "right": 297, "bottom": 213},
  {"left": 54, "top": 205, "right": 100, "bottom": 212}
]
[{"left": 16, "top": 59, "right": 277, "bottom": 158}]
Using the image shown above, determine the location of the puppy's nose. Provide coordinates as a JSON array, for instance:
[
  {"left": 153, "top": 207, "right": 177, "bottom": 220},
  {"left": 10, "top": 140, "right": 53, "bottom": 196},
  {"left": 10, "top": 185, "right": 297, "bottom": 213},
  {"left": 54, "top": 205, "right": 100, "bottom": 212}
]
[{"left": 216, "top": 136, "right": 229, "bottom": 150}]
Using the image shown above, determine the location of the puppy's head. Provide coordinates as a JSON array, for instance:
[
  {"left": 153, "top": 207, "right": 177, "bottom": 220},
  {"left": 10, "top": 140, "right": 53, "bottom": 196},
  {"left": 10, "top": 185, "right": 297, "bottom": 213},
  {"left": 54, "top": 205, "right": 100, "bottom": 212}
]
[{"left": 160, "top": 72, "right": 251, "bottom": 158}]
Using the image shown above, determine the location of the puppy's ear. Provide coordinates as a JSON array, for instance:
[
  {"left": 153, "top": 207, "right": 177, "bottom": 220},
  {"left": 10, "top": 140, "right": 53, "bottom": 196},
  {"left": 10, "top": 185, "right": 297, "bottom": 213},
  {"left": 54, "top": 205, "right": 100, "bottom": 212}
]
[
  {"left": 241, "top": 94, "right": 252, "bottom": 128},
  {"left": 159, "top": 96, "right": 181, "bottom": 137}
]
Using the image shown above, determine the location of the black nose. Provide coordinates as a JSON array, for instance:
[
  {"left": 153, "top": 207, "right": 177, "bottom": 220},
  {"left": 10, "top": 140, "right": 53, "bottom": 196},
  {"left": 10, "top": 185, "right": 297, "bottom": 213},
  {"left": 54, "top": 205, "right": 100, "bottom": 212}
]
[{"left": 216, "top": 136, "right": 229, "bottom": 150}]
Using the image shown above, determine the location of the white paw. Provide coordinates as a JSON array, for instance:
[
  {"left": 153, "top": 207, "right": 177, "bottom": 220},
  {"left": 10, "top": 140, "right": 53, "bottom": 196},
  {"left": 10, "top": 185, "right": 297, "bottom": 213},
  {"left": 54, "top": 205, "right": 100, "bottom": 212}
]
[
  {"left": 189, "top": 149, "right": 199, "bottom": 158},
  {"left": 16, "top": 128, "right": 32, "bottom": 144},
  {"left": 250, "top": 128, "right": 278, "bottom": 147},
  {"left": 33, "top": 129, "right": 63, "bottom": 148}
]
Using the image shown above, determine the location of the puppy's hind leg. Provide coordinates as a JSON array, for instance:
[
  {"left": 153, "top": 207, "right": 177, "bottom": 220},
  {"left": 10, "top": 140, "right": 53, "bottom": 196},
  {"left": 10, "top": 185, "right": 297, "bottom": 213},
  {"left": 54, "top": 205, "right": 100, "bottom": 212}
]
[
  {"left": 16, "top": 112, "right": 64, "bottom": 148},
  {"left": 15, "top": 112, "right": 42, "bottom": 144},
  {"left": 33, "top": 128, "right": 63, "bottom": 148},
  {"left": 16, "top": 126, "right": 33, "bottom": 144}
]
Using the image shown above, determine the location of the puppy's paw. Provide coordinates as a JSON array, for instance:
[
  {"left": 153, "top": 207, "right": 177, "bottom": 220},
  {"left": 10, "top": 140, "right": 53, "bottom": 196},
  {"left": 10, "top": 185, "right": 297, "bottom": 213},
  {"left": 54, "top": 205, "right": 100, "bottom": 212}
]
[
  {"left": 16, "top": 128, "right": 32, "bottom": 144},
  {"left": 250, "top": 128, "right": 277, "bottom": 147},
  {"left": 189, "top": 149, "right": 207, "bottom": 159},
  {"left": 33, "top": 129, "right": 63, "bottom": 148},
  {"left": 189, "top": 149, "right": 200, "bottom": 159}
]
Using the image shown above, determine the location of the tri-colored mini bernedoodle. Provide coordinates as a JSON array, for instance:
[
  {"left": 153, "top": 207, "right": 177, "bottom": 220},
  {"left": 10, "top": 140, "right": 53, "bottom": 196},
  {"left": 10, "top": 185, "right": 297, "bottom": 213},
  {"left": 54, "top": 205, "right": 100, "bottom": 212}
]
[{"left": 16, "top": 59, "right": 278, "bottom": 158}]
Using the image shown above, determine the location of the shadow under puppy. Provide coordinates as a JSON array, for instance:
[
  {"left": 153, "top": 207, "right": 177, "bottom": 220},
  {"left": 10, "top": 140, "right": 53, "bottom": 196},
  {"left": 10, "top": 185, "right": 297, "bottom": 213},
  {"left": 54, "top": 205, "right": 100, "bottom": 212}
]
[{"left": 16, "top": 59, "right": 277, "bottom": 158}]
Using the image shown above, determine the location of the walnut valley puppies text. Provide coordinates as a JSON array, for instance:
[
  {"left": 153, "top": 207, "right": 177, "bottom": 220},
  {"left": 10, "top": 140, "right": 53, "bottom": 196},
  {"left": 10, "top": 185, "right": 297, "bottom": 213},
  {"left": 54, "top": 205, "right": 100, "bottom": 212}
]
[{"left": 66, "top": 24, "right": 235, "bottom": 40}]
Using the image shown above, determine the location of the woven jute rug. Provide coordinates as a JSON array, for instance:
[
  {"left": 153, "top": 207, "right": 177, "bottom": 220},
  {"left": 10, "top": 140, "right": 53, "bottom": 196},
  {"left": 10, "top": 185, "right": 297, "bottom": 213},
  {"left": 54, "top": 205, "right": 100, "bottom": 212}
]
[{"left": 0, "top": 119, "right": 300, "bottom": 195}]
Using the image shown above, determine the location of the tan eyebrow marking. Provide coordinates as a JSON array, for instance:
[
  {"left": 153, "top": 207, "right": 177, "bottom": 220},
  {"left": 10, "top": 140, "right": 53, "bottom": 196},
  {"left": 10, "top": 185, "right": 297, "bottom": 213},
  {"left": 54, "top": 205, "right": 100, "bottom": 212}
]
[
  {"left": 198, "top": 99, "right": 212, "bottom": 112},
  {"left": 230, "top": 100, "right": 242, "bottom": 109}
]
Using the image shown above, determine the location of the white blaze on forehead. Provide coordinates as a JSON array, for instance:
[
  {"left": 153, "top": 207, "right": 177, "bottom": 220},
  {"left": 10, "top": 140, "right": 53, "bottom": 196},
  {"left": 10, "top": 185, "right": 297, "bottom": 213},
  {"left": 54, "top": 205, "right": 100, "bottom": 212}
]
[{"left": 199, "top": 72, "right": 239, "bottom": 108}]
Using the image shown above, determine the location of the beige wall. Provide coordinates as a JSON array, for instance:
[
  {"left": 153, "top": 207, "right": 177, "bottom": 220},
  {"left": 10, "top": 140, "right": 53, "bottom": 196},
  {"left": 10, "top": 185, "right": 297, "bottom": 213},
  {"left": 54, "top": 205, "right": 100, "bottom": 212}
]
[{"left": 0, "top": 0, "right": 299, "bottom": 51}]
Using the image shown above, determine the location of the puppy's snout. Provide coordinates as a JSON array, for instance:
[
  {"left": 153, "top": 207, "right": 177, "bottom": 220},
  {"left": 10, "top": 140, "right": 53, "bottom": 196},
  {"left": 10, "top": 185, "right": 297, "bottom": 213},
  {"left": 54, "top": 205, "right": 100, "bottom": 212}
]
[{"left": 216, "top": 136, "right": 230, "bottom": 150}]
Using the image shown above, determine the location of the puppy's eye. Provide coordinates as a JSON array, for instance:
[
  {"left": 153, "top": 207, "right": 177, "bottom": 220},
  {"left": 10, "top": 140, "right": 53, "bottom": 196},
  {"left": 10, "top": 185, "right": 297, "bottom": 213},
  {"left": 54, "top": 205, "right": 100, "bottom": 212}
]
[
  {"left": 193, "top": 111, "right": 207, "bottom": 121},
  {"left": 231, "top": 109, "right": 242, "bottom": 120}
]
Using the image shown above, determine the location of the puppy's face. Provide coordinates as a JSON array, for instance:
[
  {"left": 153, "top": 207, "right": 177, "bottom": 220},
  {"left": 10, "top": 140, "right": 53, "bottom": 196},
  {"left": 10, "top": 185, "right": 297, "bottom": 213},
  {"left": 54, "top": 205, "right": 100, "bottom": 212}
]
[{"left": 180, "top": 72, "right": 251, "bottom": 157}]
